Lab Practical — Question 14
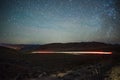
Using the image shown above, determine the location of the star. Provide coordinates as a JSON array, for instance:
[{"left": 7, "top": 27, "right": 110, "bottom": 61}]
[
  {"left": 69, "top": 0, "right": 72, "bottom": 2},
  {"left": 0, "top": 0, "right": 119, "bottom": 44}
]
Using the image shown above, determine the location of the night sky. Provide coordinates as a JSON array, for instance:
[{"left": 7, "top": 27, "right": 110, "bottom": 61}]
[{"left": 0, "top": 0, "right": 120, "bottom": 44}]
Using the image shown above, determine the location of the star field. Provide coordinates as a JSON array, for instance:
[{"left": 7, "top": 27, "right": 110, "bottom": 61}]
[{"left": 0, "top": 0, "right": 120, "bottom": 44}]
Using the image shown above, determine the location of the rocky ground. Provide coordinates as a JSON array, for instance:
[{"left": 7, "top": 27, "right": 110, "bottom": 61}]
[
  {"left": 0, "top": 45, "right": 120, "bottom": 80},
  {"left": 6, "top": 60, "right": 114, "bottom": 80},
  {"left": 1, "top": 58, "right": 120, "bottom": 80},
  {"left": 106, "top": 65, "right": 120, "bottom": 80}
]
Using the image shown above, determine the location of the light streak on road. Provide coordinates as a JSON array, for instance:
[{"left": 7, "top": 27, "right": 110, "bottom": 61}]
[{"left": 32, "top": 51, "right": 112, "bottom": 55}]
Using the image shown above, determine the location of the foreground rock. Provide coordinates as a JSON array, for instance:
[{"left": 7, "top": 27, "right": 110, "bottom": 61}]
[{"left": 106, "top": 65, "right": 120, "bottom": 80}]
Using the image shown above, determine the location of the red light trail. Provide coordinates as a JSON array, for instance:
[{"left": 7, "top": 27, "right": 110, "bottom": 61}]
[{"left": 32, "top": 51, "right": 112, "bottom": 55}]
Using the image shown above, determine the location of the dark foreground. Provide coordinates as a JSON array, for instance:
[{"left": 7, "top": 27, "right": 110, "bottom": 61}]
[{"left": 0, "top": 47, "right": 120, "bottom": 80}]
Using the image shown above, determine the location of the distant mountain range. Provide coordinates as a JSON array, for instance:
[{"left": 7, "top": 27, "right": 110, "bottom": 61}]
[
  {"left": 0, "top": 42, "right": 120, "bottom": 52},
  {"left": 0, "top": 43, "right": 40, "bottom": 51}
]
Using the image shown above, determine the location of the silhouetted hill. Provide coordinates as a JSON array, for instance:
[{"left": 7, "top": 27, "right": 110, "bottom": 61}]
[
  {"left": 0, "top": 43, "right": 41, "bottom": 52},
  {"left": 35, "top": 42, "right": 120, "bottom": 52},
  {"left": 0, "top": 46, "right": 16, "bottom": 52},
  {"left": 0, "top": 43, "right": 23, "bottom": 50},
  {"left": 0, "top": 46, "right": 19, "bottom": 60},
  {"left": 1, "top": 42, "right": 120, "bottom": 54},
  {"left": 0, "top": 46, "right": 31, "bottom": 80},
  {"left": 0, "top": 46, "right": 30, "bottom": 65}
]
